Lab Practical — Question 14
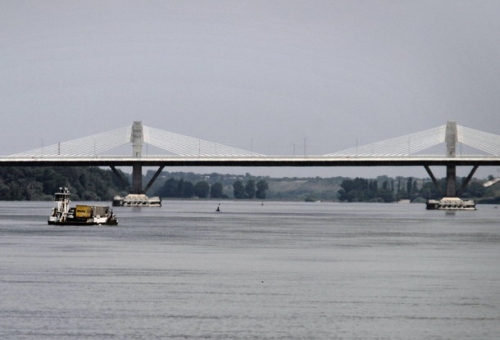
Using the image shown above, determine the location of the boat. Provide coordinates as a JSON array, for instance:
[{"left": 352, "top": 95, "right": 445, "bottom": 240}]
[
  {"left": 112, "top": 194, "right": 161, "bottom": 207},
  {"left": 426, "top": 197, "right": 476, "bottom": 210},
  {"left": 48, "top": 187, "right": 118, "bottom": 225}
]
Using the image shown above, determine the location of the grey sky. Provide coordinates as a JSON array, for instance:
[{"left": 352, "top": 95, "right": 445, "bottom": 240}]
[{"left": 2, "top": 1, "right": 500, "bottom": 178}]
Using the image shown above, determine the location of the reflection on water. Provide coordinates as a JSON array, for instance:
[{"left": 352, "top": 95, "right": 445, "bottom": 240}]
[{"left": 0, "top": 201, "right": 499, "bottom": 339}]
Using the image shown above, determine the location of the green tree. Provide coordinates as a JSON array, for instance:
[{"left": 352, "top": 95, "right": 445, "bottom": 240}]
[
  {"left": 378, "top": 180, "right": 395, "bottom": 202},
  {"left": 233, "top": 180, "right": 246, "bottom": 199},
  {"left": 396, "top": 178, "right": 406, "bottom": 200},
  {"left": 194, "top": 181, "right": 210, "bottom": 198},
  {"left": 339, "top": 177, "right": 396, "bottom": 202},
  {"left": 181, "top": 181, "right": 195, "bottom": 198},
  {"left": 367, "top": 180, "right": 378, "bottom": 200},
  {"left": 462, "top": 181, "right": 486, "bottom": 198},
  {"left": 338, "top": 178, "right": 367, "bottom": 202},
  {"left": 382, "top": 180, "right": 389, "bottom": 190},
  {"left": 245, "top": 179, "right": 256, "bottom": 199},
  {"left": 412, "top": 180, "right": 419, "bottom": 200},
  {"left": 157, "top": 178, "right": 179, "bottom": 197},
  {"left": 419, "top": 181, "right": 442, "bottom": 199},
  {"left": 338, "top": 179, "right": 353, "bottom": 202},
  {"left": 210, "top": 182, "right": 223, "bottom": 198},
  {"left": 177, "top": 179, "right": 185, "bottom": 197},
  {"left": 406, "top": 177, "right": 414, "bottom": 199},
  {"left": 256, "top": 179, "right": 269, "bottom": 199}
]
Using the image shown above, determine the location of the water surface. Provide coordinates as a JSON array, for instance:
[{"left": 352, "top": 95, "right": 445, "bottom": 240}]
[{"left": 1, "top": 201, "right": 499, "bottom": 339}]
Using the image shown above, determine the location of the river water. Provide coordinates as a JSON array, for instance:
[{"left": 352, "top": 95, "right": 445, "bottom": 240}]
[{"left": 1, "top": 200, "right": 499, "bottom": 339}]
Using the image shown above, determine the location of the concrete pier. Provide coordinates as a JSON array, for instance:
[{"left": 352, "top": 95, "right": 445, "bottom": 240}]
[
  {"left": 131, "top": 121, "right": 143, "bottom": 194},
  {"left": 445, "top": 121, "right": 457, "bottom": 196}
]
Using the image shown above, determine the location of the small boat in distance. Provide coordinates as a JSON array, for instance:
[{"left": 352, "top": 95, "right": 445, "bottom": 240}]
[
  {"left": 48, "top": 187, "right": 118, "bottom": 225},
  {"left": 112, "top": 194, "right": 161, "bottom": 207},
  {"left": 426, "top": 197, "right": 476, "bottom": 211}
]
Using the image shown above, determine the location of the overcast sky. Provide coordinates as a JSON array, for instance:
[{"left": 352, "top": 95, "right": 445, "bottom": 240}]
[{"left": 2, "top": 1, "right": 500, "bottom": 178}]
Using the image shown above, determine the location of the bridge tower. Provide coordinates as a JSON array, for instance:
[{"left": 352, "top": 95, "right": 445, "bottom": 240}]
[
  {"left": 120, "top": 121, "right": 165, "bottom": 195},
  {"left": 131, "top": 121, "right": 144, "bottom": 194},
  {"left": 423, "top": 120, "right": 478, "bottom": 198},
  {"left": 445, "top": 121, "right": 457, "bottom": 196}
]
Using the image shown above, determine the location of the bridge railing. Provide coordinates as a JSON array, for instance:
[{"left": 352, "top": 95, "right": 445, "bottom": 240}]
[{"left": 2, "top": 154, "right": 499, "bottom": 159}]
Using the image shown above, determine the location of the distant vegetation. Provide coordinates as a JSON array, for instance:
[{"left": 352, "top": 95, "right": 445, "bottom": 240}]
[
  {"left": 155, "top": 178, "right": 225, "bottom": 199},
  {"left": 151, "top": 172, "right": 268, "bottom": 199},
  {"left": 337, "top": 176, "right": 488, "bottom": 203},
  {"left": 0, "top": 166, "right": 126, "bottom": 201},
  {"left": 0, "top": 167, "right": 499, "bottom": 203}
]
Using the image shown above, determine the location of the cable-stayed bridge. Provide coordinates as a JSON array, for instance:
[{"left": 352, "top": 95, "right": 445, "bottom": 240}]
[
  {"left": 326, "top": 124, "right": 500, "bottom": 157},
  {"left": 2, "top": 121, "right": 500, "bottom": 196},
  {"left": 10, "top": 123, "right": 262, "bottom": 158}
]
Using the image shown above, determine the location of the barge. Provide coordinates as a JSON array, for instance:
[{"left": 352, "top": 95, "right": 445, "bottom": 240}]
[
  {"left": 48, "top": 187, "right": 118, "bottom": 225},
  {"left": 426, "top": 197, "right": 476, "bottom": 210},
  {"left": 112, "top": 194, "right": 161, "bottom": 207}
]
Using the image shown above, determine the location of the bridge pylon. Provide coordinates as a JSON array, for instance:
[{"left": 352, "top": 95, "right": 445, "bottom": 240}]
[
  {"left": 424, "top": 121, "right": 478, "bottom": 198},
  {"left": 124, "top": 121, "right": 166, "bottom": 195},
  {"left": 104, "top": 121, "right": 157, "bottom": 194}
]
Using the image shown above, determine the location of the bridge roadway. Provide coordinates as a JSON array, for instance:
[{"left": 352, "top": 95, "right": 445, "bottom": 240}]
[{"left": 1, "top": 155, "right": 500, "bottom": 167}]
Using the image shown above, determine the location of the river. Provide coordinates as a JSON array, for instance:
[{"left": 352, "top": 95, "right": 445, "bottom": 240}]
[{"left": 1, "top": 200, "right": 499, "bottom": 339}]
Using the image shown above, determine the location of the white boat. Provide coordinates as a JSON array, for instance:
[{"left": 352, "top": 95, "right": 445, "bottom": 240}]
[
  {"left": 483, "top": 178, "right": 500, "bottom": 187},
  {"left": 426, "top": 197, "right": 476, "bottom": 210},
  {"left": 112, "top": 194, "right": 162, "bottom": 207},
  {"left": 48, "top": 187, "right": 118, "bottom": 225}
]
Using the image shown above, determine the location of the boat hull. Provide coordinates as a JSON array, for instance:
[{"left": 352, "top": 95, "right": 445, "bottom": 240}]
[{"left": 48, "top": 219, "right": 118, "bottom": 226}]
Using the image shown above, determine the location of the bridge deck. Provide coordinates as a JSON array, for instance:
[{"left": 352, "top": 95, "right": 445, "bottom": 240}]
[{"left": 2, "top": 156, "right": 500, "bottom": 167}]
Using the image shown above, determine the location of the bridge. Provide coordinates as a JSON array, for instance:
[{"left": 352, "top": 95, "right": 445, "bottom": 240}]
[{"left": 2, "top": 121, "right": 500, "bottom": 197}]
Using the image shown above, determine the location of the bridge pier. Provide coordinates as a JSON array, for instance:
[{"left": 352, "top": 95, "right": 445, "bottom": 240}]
[
  {"left": 445, "top": 121, "right": 458, "bottom": 196},
  {"left": 131, "top": 163, "right": 143, "bottom": 194},
  {"left": 445, "top": 165, "right": 457, "bottom": 196},
  {"left": 111, "top": 163, "right": 164, "bottom": 195},
  {"left": 130, "top": 122, "right": 144, "bottom": 194}
]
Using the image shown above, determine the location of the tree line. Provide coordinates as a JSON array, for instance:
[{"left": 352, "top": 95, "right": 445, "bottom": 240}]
[
  {"left": 0, "top": 167, "right": 271, "bottom": 201},
  {"left": 0, "top": 166, "right": 495, "bottom": 202},
  {"left": 232, "top": 179, "right": 269, "bottom": 199},
  {"left": 337, "top": 176, "right": 487, "bottom": 203},
  {"left": 0, "top": 166, "right": 125, "bottom": 201},
  {"left": 155, "top": 178, "right": 224, "bottom": 198},
  {"left": 155, "top": 178, "right": 269, "bottom": 199}
]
